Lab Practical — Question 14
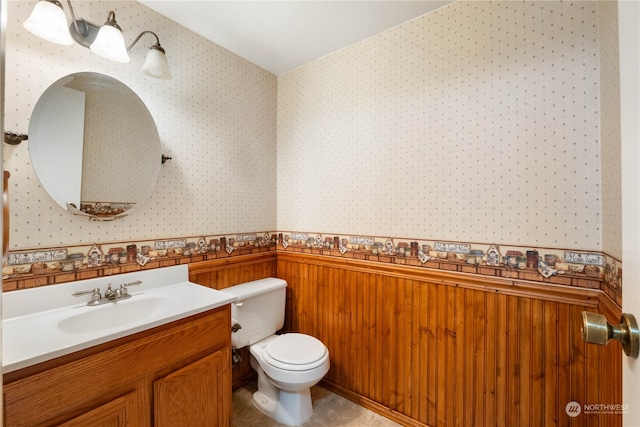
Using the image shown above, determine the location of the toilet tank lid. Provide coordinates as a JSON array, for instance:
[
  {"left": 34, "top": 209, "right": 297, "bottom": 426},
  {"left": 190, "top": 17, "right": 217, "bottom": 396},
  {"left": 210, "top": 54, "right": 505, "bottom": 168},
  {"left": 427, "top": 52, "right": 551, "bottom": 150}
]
[{"left": 221, "top": 278, "right": 287, "bottom": 300}]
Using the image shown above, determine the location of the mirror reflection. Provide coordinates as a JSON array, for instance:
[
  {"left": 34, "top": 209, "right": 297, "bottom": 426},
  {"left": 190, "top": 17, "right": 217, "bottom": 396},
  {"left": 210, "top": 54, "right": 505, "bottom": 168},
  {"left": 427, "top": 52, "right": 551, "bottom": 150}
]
[{"left": 28, "top": 72, "right": 161, "bottom": 220}]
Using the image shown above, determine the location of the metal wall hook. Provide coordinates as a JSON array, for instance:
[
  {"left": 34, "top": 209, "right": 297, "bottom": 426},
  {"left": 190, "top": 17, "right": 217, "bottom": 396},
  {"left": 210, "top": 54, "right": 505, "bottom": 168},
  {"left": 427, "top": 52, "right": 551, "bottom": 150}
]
[
  {"left": 582, "top": 311, "right": 639, "bottom": 358},
  {"left": 4, "top": 132, "right": 28, "bottom": 145}
]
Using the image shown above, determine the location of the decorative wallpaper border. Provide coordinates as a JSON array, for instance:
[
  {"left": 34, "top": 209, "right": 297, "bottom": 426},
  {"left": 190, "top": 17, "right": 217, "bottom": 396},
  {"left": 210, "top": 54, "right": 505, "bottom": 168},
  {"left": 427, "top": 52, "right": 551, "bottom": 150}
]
[
  {"left": 2, "top": 233, "right": 278, "bottom": 291},
  {"left": 2, "top": 231, "right": 622, "bottom": 307},
  {"left": 276, "top": 232, "right": 622, "bottom": 307}
]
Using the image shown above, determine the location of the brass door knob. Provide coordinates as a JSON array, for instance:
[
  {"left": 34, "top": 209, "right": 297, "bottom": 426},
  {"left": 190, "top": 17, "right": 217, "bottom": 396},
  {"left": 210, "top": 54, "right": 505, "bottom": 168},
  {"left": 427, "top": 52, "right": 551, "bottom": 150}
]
[{"left": 581, "top": 311, "right": 639, "bottom": 358}]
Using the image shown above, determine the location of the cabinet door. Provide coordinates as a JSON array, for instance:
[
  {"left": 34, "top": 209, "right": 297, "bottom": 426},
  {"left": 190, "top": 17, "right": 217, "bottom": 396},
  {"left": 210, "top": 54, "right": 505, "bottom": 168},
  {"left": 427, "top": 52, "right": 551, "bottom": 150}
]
[
  {"left": 58, "top": 391, "right": 137, "bottom": 427},
  {"left": 154, "top": 349, "right": 231, "bottom": 427}
]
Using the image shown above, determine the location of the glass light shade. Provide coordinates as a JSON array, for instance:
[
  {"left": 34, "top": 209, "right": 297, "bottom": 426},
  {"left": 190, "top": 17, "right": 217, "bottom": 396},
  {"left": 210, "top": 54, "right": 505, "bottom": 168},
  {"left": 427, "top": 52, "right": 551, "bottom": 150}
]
[
  {"left": 90, "top": 25, "right": 130, "bottom": 63},
  {"left": 141, "top": 47, "right": 172, "bottom": 80},
  {"left": 23, "top": 0, "right": 73, "bottom": 46}
]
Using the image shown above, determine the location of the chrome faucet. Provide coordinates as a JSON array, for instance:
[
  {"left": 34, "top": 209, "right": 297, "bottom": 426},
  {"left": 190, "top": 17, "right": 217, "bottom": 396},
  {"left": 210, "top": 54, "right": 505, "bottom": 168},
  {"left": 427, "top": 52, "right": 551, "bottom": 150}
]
[
  {"left": 104, "top": 284, "right": 129, "bottom": 300},
  {"left": 104, "top": 284, "right": 119, "bottom": 299},
  {"left": 73, "top": 280, "right": 143, "bottom": 306}
]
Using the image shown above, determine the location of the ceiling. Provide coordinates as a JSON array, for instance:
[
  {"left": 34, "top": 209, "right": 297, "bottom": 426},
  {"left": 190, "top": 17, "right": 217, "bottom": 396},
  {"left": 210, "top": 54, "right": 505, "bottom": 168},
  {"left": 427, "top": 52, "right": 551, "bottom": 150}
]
[{"left": 138, "top": 1, "right": 454, "bottom": 75}]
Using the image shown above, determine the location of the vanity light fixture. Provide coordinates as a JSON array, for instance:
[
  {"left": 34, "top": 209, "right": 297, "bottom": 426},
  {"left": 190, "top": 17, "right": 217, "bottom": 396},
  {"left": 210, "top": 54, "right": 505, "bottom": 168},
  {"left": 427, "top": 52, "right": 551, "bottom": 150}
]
[{"left": 23, "top": 0, "right": 172, "bottom": 79}]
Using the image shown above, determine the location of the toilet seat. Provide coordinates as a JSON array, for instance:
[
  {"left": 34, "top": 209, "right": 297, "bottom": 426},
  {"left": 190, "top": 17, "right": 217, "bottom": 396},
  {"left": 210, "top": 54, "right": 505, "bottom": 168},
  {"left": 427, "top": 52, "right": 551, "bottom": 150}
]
[{"left": 262, "top": 333, "right": 328, "bottom": 371}]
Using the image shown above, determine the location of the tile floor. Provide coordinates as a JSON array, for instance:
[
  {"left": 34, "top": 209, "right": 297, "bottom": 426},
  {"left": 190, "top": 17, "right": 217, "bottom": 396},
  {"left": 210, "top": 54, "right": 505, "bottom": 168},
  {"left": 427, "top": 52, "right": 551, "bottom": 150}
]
[{"left": 232, "top": 381, "right": 402, "bottom": 427}]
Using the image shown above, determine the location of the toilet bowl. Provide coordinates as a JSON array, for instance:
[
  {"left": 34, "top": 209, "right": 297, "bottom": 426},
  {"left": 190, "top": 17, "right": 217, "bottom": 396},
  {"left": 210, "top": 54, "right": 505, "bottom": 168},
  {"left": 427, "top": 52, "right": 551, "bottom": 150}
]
[
  {"left": 222, "top": 278, "right": 330, "bottom": 426},
  {"left": 249, "top": 333, "right": 330, "bottom": 425}
]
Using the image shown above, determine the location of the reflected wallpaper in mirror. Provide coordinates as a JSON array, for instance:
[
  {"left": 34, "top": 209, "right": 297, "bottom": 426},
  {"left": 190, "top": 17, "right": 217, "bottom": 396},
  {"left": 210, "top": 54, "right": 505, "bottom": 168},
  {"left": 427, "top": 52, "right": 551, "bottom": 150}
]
[{"left": 28, "top": 72, "right": 161, "bottom": 220}]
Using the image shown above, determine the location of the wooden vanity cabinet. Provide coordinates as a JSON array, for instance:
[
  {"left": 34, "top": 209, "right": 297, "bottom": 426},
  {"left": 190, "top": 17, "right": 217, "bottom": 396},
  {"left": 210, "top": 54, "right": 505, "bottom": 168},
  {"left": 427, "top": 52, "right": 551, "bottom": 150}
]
[
  {"left": 3, "top": 305, "right": 232, "bottom": 427},
  {"left": 154, "top": 350, "right": 229, "bottom": 426}
]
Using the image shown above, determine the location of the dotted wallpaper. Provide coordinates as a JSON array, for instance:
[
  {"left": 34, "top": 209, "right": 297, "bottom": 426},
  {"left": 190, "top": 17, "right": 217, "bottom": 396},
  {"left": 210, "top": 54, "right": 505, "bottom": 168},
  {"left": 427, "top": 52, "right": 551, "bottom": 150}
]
[
  {"left": 2, "top": 0, "right": 622, "bottom": 259},
  {"left": 75, "top": 74, "right": 158, "bottom": 204},
  {"left": 597, "top": 0, "right": 622, "bottom": 259},
  {"left": 3, "top": 0, "right": 277, "bottom": 249},
  {"left": 277, "top": 1, "right": 619, "bottom": 254}
]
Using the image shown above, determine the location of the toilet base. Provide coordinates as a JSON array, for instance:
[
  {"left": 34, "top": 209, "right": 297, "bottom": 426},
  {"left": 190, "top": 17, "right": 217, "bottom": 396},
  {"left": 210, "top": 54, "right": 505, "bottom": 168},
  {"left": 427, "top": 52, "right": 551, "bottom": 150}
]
[
  {"left": 252, "top": 385, "right": 313, "bottom": 426},
  {"left": 248, "top": 336, "right": 328, "bottom": 426}
]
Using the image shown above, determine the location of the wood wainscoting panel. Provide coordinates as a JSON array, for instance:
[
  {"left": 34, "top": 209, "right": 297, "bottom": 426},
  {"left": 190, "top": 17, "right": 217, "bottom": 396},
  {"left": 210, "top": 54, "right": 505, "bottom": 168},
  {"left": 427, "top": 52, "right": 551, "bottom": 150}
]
[
  {"left": 188, "top": 252, "right": 277, "bottom": 290},
  {"left": 277, "top": 252, "right": 622, "bottom": 427}
]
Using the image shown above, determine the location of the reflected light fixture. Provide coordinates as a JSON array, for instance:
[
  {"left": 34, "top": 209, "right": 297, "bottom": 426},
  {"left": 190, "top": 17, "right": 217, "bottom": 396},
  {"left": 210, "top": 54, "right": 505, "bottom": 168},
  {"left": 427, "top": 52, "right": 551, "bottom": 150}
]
[{"left": 23, "top": 0, "right": 172, "bottom": 79}]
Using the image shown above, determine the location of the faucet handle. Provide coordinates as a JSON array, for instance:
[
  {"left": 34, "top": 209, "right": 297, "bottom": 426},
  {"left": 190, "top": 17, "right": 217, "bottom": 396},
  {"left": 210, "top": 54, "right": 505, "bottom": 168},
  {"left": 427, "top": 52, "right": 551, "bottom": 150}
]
[
  {"left": 119, "top": 280, "right": 142, "bottom": 296},
  {"left": 72, "top": 288, "right": 102, "bottom": 305},
  {"left": 122, "top": 280, "right": 142, "bottom": 288}
]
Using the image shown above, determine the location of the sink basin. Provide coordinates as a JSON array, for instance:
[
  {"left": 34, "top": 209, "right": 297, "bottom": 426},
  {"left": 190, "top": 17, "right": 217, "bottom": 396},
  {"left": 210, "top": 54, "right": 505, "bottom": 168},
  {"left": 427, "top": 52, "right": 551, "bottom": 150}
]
[
  {"left": 2, "top": 265, "right": 236, "bottom": 373},
  {"left": 57, "top": 296, "right": 178, "bottom": 334}
]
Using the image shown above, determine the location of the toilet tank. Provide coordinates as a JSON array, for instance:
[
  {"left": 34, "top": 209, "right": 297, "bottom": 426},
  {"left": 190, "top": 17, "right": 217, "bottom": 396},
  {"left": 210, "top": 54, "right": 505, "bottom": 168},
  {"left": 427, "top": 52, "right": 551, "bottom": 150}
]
[{"left": 223, "top": 278, "right": 287, "bottom": 348}]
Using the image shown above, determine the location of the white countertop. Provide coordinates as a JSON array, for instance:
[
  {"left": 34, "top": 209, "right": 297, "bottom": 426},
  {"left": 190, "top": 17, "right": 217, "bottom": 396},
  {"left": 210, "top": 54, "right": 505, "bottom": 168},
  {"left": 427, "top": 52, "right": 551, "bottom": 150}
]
[{"left": 2, "top": 265, "right": 236, "bottom": 373}]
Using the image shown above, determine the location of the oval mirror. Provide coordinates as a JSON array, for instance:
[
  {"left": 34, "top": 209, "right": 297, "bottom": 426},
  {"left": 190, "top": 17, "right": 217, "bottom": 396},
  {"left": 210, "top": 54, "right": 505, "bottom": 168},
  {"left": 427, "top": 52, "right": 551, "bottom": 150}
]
[{"left": 28, "top": 72, "right": 161, "bottom": 221}]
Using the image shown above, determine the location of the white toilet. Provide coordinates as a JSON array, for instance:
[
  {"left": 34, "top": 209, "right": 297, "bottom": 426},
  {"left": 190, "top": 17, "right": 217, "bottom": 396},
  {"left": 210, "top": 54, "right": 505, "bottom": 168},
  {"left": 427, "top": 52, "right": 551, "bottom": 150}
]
[{"left": 224, "top": 278, "right": 330, "bottom": 426}]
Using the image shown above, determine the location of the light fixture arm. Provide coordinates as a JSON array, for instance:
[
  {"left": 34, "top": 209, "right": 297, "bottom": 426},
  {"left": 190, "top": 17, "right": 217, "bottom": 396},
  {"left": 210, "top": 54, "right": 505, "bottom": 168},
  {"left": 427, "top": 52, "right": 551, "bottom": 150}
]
[
  {"left": 66, "top": 0, "right": 80, "bottom": 34},
  {"left": 67, "top": 0, "right": 76, "bottom": 22},
  {"left": 127, "top": 30, "right": 165, "bottom": 53},
  {"left": 65, "top": 0, "right": 101, "bottom": 48}
]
